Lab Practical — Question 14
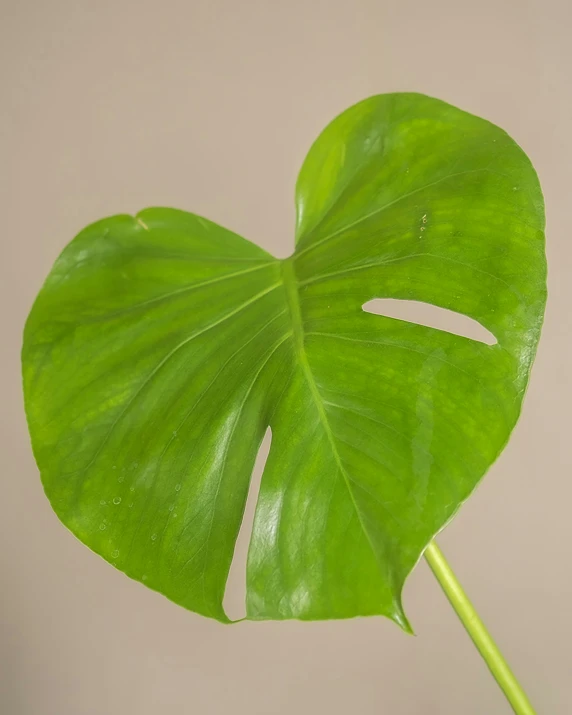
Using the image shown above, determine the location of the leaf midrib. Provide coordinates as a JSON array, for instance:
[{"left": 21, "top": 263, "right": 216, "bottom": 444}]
[{"left": 280, "top": 257, "right": 386, "bottom": 581}]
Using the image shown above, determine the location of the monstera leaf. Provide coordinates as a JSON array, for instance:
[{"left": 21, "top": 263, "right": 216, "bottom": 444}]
[{"left": 23, "top": 93, "right": 546, "bottom": 628}]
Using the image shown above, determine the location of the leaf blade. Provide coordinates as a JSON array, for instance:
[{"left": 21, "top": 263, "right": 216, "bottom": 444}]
[{"left": 23, "top": 94, "right": 546, "bottom": 626}]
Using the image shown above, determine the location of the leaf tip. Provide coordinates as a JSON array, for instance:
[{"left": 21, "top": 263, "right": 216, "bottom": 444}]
[{"left": 390, "top": 601, "right": 415, "bottom": 635}]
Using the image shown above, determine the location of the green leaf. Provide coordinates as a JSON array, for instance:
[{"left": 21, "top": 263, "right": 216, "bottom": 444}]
[{"left": 22, "top": 93, "right": 546, "bottom": 628}]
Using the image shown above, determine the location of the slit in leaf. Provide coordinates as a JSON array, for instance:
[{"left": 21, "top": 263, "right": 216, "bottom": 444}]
[
  {"left": 223, "top": 427, "right": 272, "bottom": 621},
  {"left": 362, "top": 298, "right": 497, "bottom": 345}
]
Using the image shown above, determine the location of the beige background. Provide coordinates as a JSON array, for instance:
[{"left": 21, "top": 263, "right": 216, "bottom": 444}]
[{"left": 2, "top": 1, "right": 571, "bottom": 713}]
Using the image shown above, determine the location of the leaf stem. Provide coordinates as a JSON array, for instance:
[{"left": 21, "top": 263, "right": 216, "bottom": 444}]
[{"left": 424, "top": 541, "right": 536, "bottom": 715}]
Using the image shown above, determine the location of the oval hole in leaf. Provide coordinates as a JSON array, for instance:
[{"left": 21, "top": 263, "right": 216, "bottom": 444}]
[
  {"left": 362, "top": 299, "right": 497, "bottom": 346},
  {"left": 223, "top": 428, "right": 272, "bottom": 621}
]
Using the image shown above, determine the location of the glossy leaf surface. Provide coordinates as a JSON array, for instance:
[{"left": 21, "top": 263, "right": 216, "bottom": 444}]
[{"left": 23, "top": 94, "right": 546, "bottom": 627}]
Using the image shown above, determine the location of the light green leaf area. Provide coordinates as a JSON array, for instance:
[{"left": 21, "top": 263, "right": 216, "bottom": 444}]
[{"left": 23, "top": 94, "right": 546, "bottom": 628}]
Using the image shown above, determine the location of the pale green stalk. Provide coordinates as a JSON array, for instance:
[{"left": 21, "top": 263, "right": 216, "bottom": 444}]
[{"left": 425, "top": 542, "right": 536, "bottom": 715}]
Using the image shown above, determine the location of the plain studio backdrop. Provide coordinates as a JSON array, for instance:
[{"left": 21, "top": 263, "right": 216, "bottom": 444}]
[{"left": 1, "top": 1, "right": 570, "bottom": 713}]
